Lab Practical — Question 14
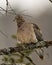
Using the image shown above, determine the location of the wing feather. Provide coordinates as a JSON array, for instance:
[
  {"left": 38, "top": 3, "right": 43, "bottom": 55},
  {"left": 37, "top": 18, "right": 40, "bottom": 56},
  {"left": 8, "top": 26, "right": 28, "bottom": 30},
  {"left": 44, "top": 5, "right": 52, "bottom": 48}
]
[
  {"left": 32, "top": 23, "right": 43, "bottom": 41},
  {"left": 32, "top": 23, "right": 44, "bottom": 60}
]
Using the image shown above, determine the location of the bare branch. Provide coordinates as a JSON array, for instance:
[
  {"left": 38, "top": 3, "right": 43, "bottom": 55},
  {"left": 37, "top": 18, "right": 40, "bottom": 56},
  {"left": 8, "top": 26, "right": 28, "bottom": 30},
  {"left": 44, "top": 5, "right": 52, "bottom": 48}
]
[
  {"left": 19, "top": 52, "right": 36, "bottom": 65},
  {"left": 0, "top": 30, "right": 8, "bottom": 38},
  {"left": 0, "top": 0, "right": 16, "bottom": 15},
  {"left": 0, "top": 41, "right": 52, "bottom": 55},
  {"left": 49, "top": 0, "right": 52, "bottom": 3},
  {"left": 6, "top": 0, "right": 16, "bottom": 15},
  {"left": 0, "top": 7, "right": 6, "bottom": 12},
  {"left": 0, "top": 63, "right": 16, "bottom": 65},
  {"left": 6, "top": 0, "right": 8, "bottom": 15}
]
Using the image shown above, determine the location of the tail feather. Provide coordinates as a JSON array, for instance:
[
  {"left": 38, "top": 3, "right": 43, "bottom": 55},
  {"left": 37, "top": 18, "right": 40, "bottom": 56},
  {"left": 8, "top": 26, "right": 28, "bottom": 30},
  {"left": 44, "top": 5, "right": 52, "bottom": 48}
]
[
  {"left": 35, "top": 48, "right": 44, "bottom": 60},
  {"left": 34, "top": 40, "right": 52, "bottom": 60}
]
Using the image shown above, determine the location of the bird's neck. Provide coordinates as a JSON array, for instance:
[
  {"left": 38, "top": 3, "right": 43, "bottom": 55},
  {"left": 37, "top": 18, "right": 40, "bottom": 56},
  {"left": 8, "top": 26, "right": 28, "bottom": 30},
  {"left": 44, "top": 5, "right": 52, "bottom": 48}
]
[{"left": 17, "top": 20, "right": 24, "bottom": 28}]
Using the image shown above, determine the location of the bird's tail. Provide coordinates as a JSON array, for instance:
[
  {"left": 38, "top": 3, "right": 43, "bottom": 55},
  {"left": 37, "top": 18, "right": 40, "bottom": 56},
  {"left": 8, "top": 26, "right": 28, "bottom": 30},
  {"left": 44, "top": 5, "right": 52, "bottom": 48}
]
[
  {"left": 35, "top": 48, "right": 44, "bottom": 60},
  {"left": 35, "top": 41, "right": 52, "bottom": 60}
]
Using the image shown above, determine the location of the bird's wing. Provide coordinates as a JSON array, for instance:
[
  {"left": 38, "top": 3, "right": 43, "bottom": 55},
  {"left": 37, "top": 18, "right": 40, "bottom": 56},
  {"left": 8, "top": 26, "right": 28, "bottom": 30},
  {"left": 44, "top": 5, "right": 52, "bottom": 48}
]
[
  {"left": 32, "top": 23, "right": 44, "bottom": 60},
  {"left": 32, "top": 23, "right": 43, "bottom": 41}
]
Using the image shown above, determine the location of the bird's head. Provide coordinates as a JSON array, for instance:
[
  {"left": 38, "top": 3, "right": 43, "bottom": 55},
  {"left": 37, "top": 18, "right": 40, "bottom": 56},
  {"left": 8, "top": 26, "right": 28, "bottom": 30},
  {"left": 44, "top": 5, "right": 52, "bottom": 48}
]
[{"left": 15, "top": 15, "right": 25, "bottom": 27}]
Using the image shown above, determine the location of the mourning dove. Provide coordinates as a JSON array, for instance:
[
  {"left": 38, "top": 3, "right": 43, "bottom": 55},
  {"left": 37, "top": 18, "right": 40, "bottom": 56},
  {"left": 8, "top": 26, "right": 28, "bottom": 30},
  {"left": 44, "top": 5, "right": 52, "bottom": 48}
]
[{"left": 15, "top": 15, "right": 44, "bottom": 60}]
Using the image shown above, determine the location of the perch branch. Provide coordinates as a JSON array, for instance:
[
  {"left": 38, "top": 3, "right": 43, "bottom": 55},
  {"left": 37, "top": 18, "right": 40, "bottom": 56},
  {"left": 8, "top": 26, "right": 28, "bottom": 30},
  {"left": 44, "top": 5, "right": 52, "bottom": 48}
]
[{"left": 0, "top": 41, "right": 52, "bottom": 55}]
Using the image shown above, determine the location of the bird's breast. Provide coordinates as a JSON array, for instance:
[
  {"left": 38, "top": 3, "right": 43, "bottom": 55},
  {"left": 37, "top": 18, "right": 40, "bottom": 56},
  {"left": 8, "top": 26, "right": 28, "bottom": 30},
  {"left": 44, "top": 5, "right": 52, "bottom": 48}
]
[{"left": 17, "top": 23, "right": 37, "bottom": 44}]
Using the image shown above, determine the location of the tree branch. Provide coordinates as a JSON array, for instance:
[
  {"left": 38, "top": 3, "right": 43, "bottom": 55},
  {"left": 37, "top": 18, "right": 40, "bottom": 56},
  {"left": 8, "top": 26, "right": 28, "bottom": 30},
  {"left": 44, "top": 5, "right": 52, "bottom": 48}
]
[
  {"left": 49, "top": 0, "right": 52, "bottom": 3},
  {"left": 0, "top": 41, "right": 52, "bottom": 55}
]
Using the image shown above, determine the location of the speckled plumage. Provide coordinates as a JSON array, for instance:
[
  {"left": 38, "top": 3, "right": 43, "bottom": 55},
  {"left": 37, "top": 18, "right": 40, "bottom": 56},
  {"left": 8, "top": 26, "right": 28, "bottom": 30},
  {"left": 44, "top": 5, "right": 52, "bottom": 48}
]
[{"left": 17, "top": 22, "right": 38, "bottom": 44}]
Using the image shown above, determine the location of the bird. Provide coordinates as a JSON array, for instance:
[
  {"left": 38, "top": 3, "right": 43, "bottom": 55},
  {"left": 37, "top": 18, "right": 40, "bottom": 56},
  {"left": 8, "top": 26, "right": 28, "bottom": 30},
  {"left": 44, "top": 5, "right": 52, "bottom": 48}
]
[{"left": 15, "top": 15, "right": 44, "bottom": 60}]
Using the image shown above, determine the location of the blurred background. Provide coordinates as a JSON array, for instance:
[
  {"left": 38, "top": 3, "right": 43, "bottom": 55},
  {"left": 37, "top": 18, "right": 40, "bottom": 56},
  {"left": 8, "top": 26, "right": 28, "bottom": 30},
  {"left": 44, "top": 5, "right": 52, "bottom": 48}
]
[{"left": 0, "top": 0, "right": 52, "bottom": 65}]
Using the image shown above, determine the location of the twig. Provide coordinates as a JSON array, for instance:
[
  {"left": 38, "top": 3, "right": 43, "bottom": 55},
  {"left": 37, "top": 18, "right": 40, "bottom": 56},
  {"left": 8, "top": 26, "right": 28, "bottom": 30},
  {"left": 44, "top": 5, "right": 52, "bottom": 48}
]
[
  {"left": 0, "top": 30, "right": 8, "bottom": 38},
  {"left": 0, "top": 7, "right": 6, "bottom": 12},
  {"left": 0, "top": 0, "right": 16, "bottom": 15},
  {"left": 49, "top": 0, "right": 52, "bottom": 3},
  {"left": 19, "top": 52, "right": 36, "bottom": 65},
  {"left": 6, "top": 0, "right": 8, "bottom": 15},
  {"left": 6, "top": 0, "right": 16, "bottom": 15},
  {"left": 0, "top": 63, "right": 16, "bottom": 65}
]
